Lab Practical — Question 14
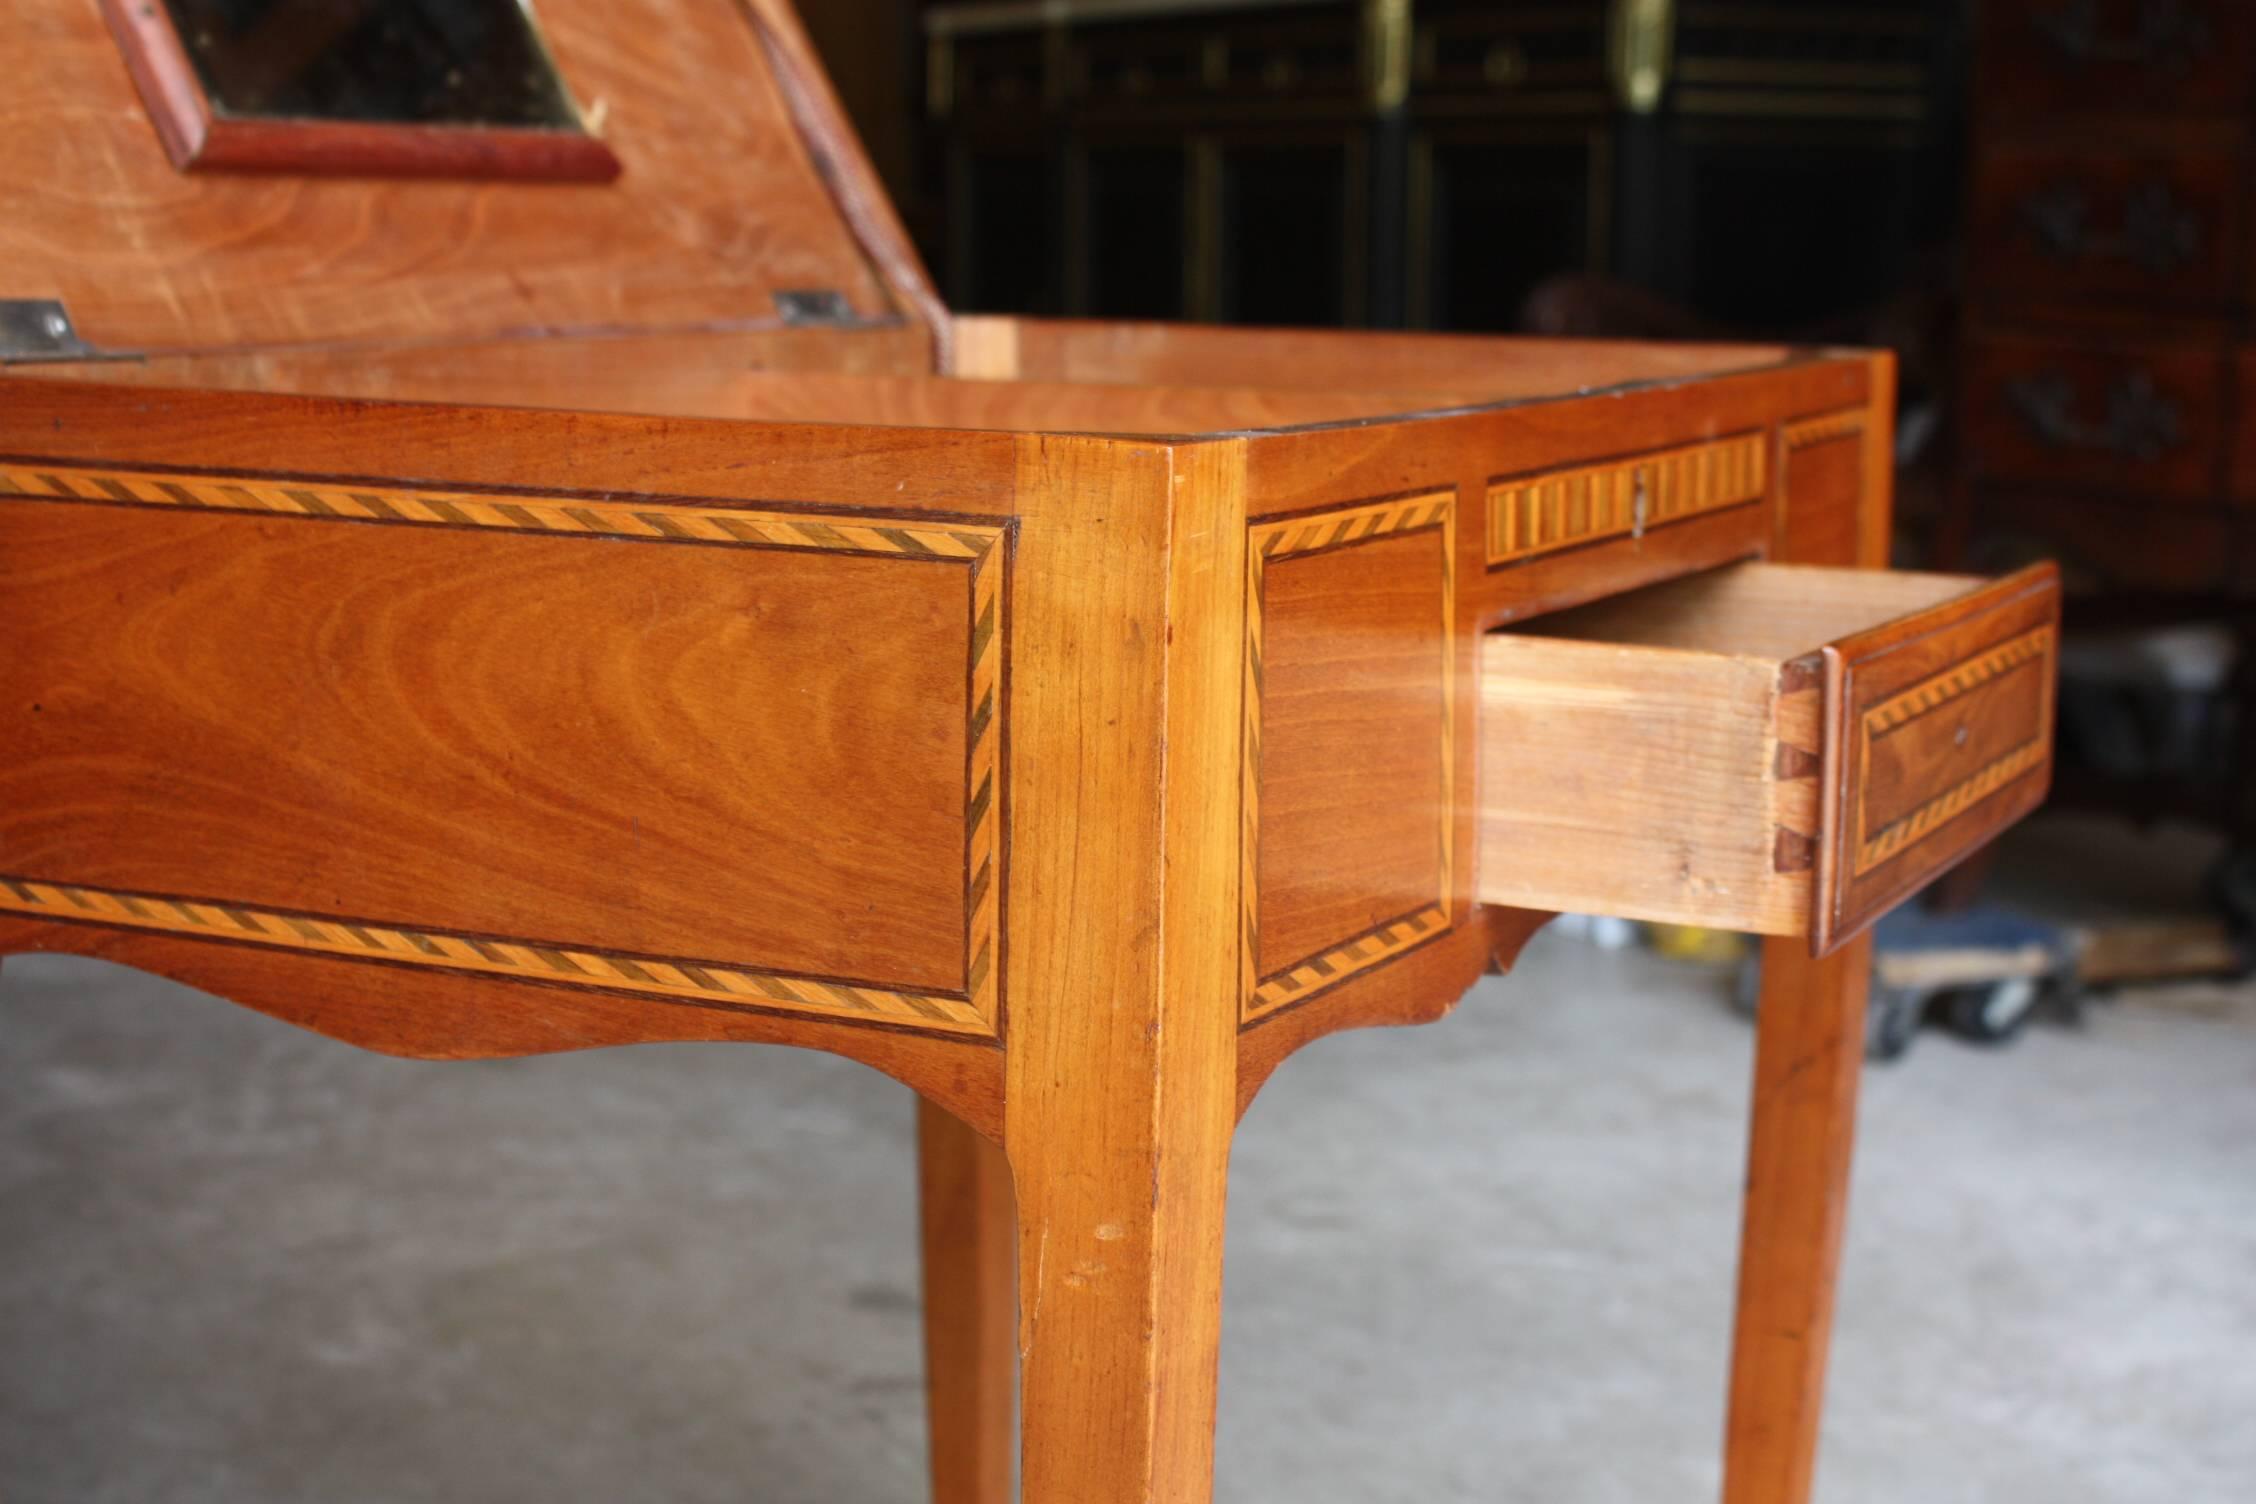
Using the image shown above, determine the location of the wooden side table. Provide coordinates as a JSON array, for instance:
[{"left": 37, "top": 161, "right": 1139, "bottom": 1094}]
[{"left": 0, "top": 3, "right": 2058, "bottom": 1500}]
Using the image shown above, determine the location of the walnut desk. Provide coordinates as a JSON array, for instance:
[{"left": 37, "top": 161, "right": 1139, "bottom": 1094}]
[{"left": 0, "top": 2, "right": 2057, "bottom": 1500}]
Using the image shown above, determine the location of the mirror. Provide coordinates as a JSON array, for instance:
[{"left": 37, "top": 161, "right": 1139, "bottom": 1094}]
[
  {"left": 161, "top": 0, "right": 584, "bottom": 130},
  {"left": 104, "top": 0, "right": 619, "bottom": 181}
]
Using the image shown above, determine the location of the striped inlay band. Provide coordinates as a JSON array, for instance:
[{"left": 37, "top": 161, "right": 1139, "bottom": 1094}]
[{"left": 1486, "top": 431, "right": 1767, "bottom": 567}]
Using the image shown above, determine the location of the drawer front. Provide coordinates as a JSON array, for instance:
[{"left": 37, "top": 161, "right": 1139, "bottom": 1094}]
[
  {"left": 1964, "top": 334, "right": 2226, "bottom": 503},
  {"left": 1818, "top": 567, "right": 2061, "bottom": 950},
  {"left": 1969, "top": 145, "right": 2244, "bottom": 309},
  {"left": 1478, "top": 562, "right": 2059, "bottom": 949},
  {"left": 1978, "top": 0, "right": 2256, "bottom": 117},
  {"left": 1486, "top": 430, "right": 1769, "bottom": 566}
]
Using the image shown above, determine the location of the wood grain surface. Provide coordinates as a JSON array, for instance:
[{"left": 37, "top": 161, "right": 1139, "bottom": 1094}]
[
  {"left": 1478, "top": 632, "right": 1806, "bottom": 934},
  {"left": 1249, "top": 508, "right": 1452, "bottom": 1016},
  {"left": 918, "top": 1097, "right": 1017, "bottom": 1504},
  {"left": 24, "top": 327, "right": 942, "bottom": 411},
  {"left": 18, "top": 351, "right": 1823, "bottom": 440},
  {"left": 1723, "top": 933, "right": 1874, "bottom": 1504},
  {"left": 1000, "top": 318, "right": 1797, "bottom": 397},
  {"left": 1777, "top": 410, "right": 1870, "bottom": 568},
  {"left": 1, "top": 0, "right": 904, "bottom": 350},
  {"left": 0, "top": 377, "right": 1024, "bottom": 517},
  {"left": 1001, "top": 435, "right": 1243, "bottom": 1504},
  {"left": 0, "top": 478, "right": 1003, "bottom": 1033}
]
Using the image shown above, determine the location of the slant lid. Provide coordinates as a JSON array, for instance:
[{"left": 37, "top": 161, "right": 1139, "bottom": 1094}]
[{"left": 0, "top": 0, "right": 939, "bottom": 355}]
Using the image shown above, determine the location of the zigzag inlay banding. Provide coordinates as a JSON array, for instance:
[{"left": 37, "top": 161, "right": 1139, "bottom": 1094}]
[
  {"left": 1783, "top": 409, "right": 1868, "bottom": 450},
  {"left": 2, "top": 463, "right": 1008, "bottom": 1041},
  {"left": 1853, "top": 626, "right": 2055, "bottom": 877},
  {"left": 0, "top": 878, "right": 993, "bottom": 1034},
  {"left": 1861, "top": 629, "right": 2051, "bottom": 735},
  {"left": 1241, "top": 492, "right": 1455, "bottom": 1026},
  {"left": 0, "top": 465, "right": 999, "bottom": 559}
]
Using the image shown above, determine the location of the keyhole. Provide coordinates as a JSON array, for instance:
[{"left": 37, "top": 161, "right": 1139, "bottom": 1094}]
[{"left": 1953, "top": 722, "right": 1969, "bottom": 749}]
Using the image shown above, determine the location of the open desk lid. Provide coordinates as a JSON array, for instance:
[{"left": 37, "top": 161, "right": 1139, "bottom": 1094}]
[{"left": 0, "top": 0, "right": 941, "bottom": 359}]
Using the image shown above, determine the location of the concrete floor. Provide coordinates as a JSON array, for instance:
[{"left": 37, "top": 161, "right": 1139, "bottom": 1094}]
[{"left": 4, "top": 884, "right": 2253, "bottom": 1501}]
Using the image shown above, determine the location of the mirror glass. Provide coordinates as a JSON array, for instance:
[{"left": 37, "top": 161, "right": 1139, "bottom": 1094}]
[{"left": 158, "top": 0, "right": 586, "bottom": 130}]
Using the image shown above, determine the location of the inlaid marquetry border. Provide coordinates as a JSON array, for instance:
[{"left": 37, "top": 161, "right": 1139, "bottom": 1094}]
[
  {"left": 0, "top": 464, "right": 1001, "bottom": 559},
  {"left": 1240, "top": 491, "right": 1455, "bottom": 1025},
  {"left": 1486, "top": 431, "right": 1766, "bottom": 568},
  {"left": 0, "top": 875, "right": 996, "bottom": 1034},
  {"left": 1783, "top": 409, "right": 1867, "bottom": 452},
  {"left": 1853, "top": 626, "right": 2055, "bottom": 876},
  {"left": 0, "top": 463, "right": 1007, "bottom": 1041}
]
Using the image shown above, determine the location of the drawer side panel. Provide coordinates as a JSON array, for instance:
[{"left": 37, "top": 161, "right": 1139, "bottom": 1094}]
[
  {"left": 0, "top": 468, "right": 1007, "bottom": 1037},
  {"left": 1476, "top": 637, "right": 1799, "bottom": 935}
]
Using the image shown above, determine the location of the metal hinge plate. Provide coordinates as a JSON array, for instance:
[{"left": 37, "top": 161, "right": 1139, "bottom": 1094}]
[
  {"left": 0, "top": 299, "right": 133, "bottom": 364},
  {"left": 773, "top": 289, "right": 860, "bottom": 328}
]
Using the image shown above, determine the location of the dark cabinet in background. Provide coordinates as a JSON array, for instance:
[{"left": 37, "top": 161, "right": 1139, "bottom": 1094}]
[
  {"left": 921, "top": 0, "right": 1958, "bottom": 334},
  {"left": 1946, "top": 0, "right": 2256, "bottom": 845}
]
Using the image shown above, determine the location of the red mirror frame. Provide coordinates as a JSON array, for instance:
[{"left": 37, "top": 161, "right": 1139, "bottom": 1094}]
[{"left": 99, "top": 0, "right": 622, "bottom": 183}]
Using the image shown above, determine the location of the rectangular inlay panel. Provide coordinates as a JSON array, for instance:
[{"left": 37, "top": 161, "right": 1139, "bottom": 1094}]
[
  {"left": 1242, "top": 492, "right": 1454, "bottom": 1024},
  {"left": 1486, "top": 431, "right": 1767, "bottom": 567},
  {"left": 1853, "top": 627, "right": 2054, "bottom": 876},
  {"left": 1779, "top": 408, "right": 1868, "bottom": 565},
  {"left": 0, "top": 464, "right": 1006, "bottom": 1039}
]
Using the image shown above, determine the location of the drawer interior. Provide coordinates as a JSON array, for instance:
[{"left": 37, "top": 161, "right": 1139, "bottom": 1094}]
[
  {"left": 1501, "top": 561, "right": 1982, "bottom": 663},
  {"left": 1479, "top": 560, "right": 2059, "bottom": 948}
]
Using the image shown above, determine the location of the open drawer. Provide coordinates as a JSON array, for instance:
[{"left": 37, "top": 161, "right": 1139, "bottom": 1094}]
[{"left": 1477, "top": 561, "right": 2061, "bottom": 954}]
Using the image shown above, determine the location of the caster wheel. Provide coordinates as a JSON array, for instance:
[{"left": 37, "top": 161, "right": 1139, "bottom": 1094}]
[
  {"left": 1867, "top": 984, "right": 1924, "bottom": 1061},
  {"left": 1943, "top": 977, "right": 2039, "bottom": 1045}
]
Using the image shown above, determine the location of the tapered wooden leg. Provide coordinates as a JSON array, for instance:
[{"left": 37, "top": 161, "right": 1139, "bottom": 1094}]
[
  {"left": 917, "top": 1096, "right": 1017, "bottom": 1504},
  {"left": 998, "top": 434, "right": 1244, "bottom": 1504},
  {"left": 1721, "top": 932, "right": 1873, "bottom": 1504},
  {"left": 1008, "top": 1077, "right": 1233, "bottom": 1504}
]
